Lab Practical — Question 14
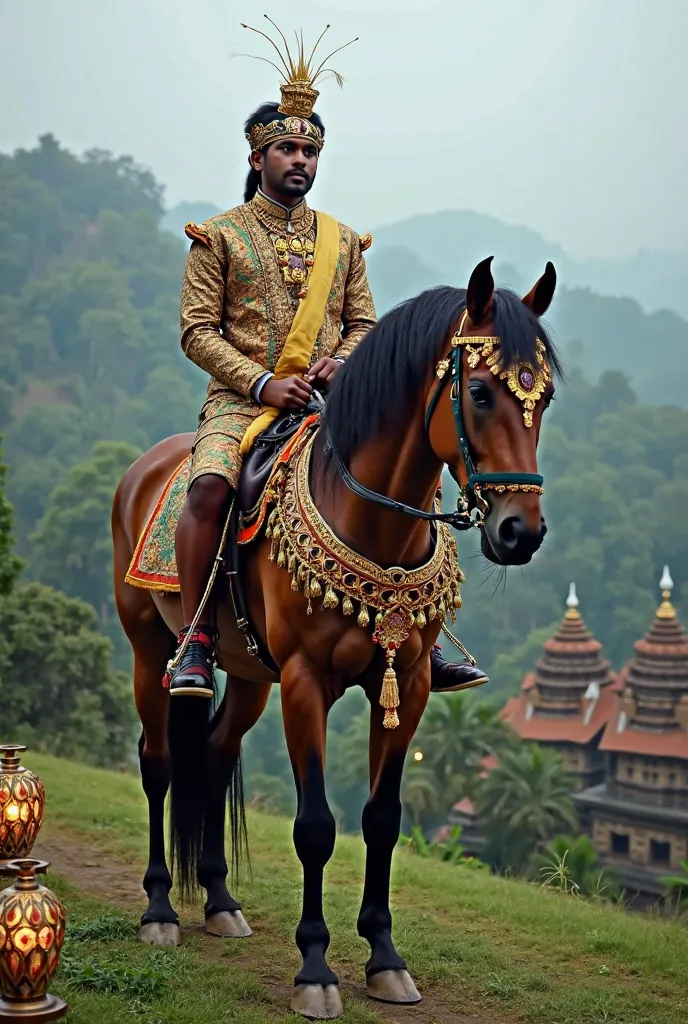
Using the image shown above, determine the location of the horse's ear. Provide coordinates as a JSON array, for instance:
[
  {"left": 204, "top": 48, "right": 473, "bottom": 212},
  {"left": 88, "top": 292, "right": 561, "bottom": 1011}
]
[
  {"left": 522, "top": 261, "right": 557, "bottom": 317},
  {"left": 466, "top": 256, "right": 495, "bottom": 325}
]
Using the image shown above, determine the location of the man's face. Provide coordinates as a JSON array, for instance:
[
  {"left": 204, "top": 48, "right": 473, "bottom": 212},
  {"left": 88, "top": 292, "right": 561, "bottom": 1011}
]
[{"left": 252, "top": 137, "right": 319, "bottom": 200}]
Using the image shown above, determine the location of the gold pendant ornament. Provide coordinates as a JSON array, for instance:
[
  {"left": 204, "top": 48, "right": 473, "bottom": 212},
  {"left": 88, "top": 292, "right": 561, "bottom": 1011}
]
[{"left": 265, "top": 428, "right": 464, "bottom": 728}]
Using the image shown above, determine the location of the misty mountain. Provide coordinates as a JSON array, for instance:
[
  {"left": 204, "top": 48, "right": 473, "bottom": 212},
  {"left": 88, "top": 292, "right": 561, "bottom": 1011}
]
[
  {"left": 164, "top": 202, "right": 688, "bottom": 321},
  {"left": 163, "top": 201, "right": 688, "bottom": 406}
]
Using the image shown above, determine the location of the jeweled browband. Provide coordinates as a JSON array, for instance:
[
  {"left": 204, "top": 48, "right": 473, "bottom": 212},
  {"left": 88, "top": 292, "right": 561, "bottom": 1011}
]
[{"left": 237, "top": 16, "right": 358, "bottom": 152}]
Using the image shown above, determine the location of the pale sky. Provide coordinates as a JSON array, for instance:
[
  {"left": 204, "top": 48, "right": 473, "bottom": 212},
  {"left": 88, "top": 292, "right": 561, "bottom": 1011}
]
[{"left": 3, "top": 0, "right": 686, "bottom": 259}]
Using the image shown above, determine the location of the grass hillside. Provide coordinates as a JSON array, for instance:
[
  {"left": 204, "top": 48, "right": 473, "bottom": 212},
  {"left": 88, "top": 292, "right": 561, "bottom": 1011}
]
[{"left": 13, "top": 754, "right": 688, "bottom": 1023}]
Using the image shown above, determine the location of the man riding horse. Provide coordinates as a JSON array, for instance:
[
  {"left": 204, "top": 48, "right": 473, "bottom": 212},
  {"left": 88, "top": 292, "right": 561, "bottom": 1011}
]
[{"left": 167, "top": 20, "right": 487, "bottom": 698}]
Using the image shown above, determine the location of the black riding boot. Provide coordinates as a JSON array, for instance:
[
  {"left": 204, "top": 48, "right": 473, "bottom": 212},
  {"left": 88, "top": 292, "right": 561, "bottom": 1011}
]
[
  {"left": 165, "top": 624, "right": 216, "bottom": 699},
  {"left": 429, "top": 644, "right": 488, "bottom": 693}
]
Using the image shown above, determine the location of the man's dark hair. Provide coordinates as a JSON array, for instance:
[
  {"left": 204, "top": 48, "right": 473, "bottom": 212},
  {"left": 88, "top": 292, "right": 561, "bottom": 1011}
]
[{"left": 243, "top": 102, "right": 326, "bottom": 202}]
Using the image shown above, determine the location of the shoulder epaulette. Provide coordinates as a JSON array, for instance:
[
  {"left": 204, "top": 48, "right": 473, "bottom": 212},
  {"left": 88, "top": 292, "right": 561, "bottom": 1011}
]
[
  {"left": 184, "top": 222, "right": 213, "bottom": 248},
  {"left": 359, "top": 233, "right": 373, "bottom": 253}
]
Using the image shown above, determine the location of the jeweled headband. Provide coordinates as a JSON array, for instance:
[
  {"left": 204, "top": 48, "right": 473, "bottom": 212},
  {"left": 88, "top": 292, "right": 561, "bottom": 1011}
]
[
  {"left": 247, "top": 115, "right": 324, "bottom": 153},
  {"left": 237, "top": 16, "right": 358, "bottom": 152}
]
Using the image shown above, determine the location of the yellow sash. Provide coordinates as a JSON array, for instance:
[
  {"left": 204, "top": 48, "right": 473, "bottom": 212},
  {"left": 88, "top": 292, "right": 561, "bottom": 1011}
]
[{"left": 239, "top": 211, "right": 340, "bottom": 455}]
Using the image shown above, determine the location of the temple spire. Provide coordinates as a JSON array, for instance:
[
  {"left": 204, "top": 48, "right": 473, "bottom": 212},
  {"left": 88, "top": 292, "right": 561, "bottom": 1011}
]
[{"left": 657, "top": 565, "right": 676, "bottom": 621}]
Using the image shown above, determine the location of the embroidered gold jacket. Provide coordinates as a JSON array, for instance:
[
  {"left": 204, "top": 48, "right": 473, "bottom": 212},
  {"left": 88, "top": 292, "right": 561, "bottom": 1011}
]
[{"left": 180, "top": 191, "right": 377, "bottom": 401}]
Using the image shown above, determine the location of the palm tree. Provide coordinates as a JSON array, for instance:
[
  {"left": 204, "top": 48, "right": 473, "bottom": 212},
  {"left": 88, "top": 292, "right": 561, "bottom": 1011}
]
[
  {"left": 401, "top": 764, "right": 442, "bottom": 826},
  {"left": 414, "top": 692, "right": 514, "bottom": 802},
  {"left": 475, "top": 744, "right": 578, "bottom": 874}
]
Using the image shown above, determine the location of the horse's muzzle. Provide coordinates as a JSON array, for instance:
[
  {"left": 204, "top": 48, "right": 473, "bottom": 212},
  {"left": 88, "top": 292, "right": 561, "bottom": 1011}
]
[{"left": 482, "top": 514, "right": 547, "bottom": 565}]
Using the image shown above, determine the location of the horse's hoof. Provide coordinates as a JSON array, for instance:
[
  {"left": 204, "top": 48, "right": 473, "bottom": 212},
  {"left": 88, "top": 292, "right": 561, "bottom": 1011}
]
[
  {"left": 205, "top": 910, "right": 252, "bottom": 938},
  {"left": 291, "top": 983, "right": 343, "bottom": 1020},
  {"left": 366, "top": 969, "right": 421, "bottom": 1004},
  {"left": 138, "top": 922, "right": 180, "bottom": 947}
]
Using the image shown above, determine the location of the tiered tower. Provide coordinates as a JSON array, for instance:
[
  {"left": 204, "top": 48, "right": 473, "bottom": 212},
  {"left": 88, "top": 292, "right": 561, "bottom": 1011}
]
[
  {"left": 501, "top": 584, "right": 617, "bottom": 789},
  {"left": 578, "top": 568, "right": 688, "bottom": 901}
]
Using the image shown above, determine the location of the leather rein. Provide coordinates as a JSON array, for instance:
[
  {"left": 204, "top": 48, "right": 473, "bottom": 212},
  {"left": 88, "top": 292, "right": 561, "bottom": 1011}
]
[{"left": 326, "top": 309, "right": 544, "bottom": 532}]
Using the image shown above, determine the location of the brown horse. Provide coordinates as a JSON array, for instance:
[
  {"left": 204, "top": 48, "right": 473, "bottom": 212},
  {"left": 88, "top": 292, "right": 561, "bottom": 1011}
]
[{"left": 112, "top": 256, "right": 559, "bottom": 1019}]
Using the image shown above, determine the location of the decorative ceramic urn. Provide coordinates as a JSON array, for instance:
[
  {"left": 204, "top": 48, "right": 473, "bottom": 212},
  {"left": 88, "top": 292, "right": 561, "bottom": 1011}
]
[
  {"left": 0, "top": 746, "right": 45, "bottom": 874},
  {"left": 0, "top": 858, "right": 67, "bottom": 1020}
]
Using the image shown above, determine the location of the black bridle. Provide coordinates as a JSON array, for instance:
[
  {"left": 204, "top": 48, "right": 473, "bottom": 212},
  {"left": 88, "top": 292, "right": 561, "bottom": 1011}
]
[{"left": 326, "top": 310, "right": 544, "bottom": 531}]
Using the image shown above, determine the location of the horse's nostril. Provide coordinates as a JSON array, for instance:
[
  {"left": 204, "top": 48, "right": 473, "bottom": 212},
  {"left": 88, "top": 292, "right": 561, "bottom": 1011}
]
[{"left": 498, "top": 516, "right": 520, "bottom": 551}]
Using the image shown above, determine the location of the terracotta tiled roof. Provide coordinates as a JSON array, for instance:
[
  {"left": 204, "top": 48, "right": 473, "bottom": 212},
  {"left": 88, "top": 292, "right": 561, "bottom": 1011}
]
[
  {"left": 599, "top": 714, "right": 688, "bottom": 757},
  {"left": 501, "top": 683, "right": 618, "bottom": 744}
]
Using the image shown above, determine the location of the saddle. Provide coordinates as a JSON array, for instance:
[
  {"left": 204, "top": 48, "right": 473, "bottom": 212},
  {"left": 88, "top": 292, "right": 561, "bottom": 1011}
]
[
  {"left": 223, "top": 390, "right": 326, "bottom": 672},
  {"left": 236, "top": 390, "right": 325, "bottom": 523}
]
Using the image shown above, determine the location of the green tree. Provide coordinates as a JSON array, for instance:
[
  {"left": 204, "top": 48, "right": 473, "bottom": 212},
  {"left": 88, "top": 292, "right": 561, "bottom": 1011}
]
[
  {"left": 29, "top": 441, "right": 141, "bottom": 621},
  {"left": 0, "top": 582, "right": 135, "bottom": 767},
  {"left": 476, "top": 745, "right": 578, "bottom": 874},
  {"left": 0, "top": 439, "right": 22, "bottom": 595}
]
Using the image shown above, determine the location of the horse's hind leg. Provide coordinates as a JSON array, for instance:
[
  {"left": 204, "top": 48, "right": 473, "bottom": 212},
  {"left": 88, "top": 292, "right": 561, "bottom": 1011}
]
[
  {"left": 357, "top": 675, "right": 429, "bottom": 1005},
  {"left": 113, "top": 513, "right": 180, "bottom": 946},
  {"left": 199, "top": 675, "right": 272, "bottom": 938},
  {"left": 131, "top": 621, "right": 180, "bottom": 947}
]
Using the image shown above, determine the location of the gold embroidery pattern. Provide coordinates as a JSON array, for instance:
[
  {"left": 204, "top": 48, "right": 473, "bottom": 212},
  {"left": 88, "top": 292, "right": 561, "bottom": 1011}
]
[
  {"left": 266, "top": 429, "right": 464, "bottom": 728},
  {"left": 180, "top": 193, "right": 376, "bottom": 403}
]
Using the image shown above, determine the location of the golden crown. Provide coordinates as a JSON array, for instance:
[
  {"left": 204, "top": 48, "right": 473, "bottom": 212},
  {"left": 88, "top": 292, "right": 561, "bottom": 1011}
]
[{"left": 238, "top": 16, "right": 358, "bottom": 150}]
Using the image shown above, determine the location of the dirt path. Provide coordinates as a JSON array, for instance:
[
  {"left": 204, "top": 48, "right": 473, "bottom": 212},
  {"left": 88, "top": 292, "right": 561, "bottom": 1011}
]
[{"left": 35, "top": 827, "right": 488, "bottom": 1024}]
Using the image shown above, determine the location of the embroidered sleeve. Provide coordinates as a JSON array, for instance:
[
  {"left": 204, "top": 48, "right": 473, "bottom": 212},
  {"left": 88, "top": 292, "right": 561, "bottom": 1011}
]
[
  {"left": 180, "top": 233, "right": 268, "bottom": 400},
  {"left": 335, "top": 228, "right": 377, "bottom": 360}
]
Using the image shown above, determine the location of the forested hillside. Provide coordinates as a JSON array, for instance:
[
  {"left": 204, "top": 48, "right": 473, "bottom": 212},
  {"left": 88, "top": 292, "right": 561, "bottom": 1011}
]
[{"left": 2, "top": 134, "right": 686, "bottom": 702}]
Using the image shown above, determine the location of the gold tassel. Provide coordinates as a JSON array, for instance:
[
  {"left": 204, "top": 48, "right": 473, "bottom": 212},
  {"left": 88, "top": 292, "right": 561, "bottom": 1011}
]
[
  {"left": 383, "top": 707, "right": 400, "bottom": 729},
  {"left": 438, "top": 599, "right": 446, "bottom": 622},
  {"left": 428, "top": 603, "right": 437, "bottom": 621},
  {"left": 357, "top": 604, "right": 370, "bottom": 628},
  {"left": 309, "top": 576, "right": 322, "bottom": 599},
  {"left": 416, "top": 609, "right": 427, "bottom": 630},
  {"left": 269, "top": 541, "right": 277, "bottom": 563},
  {"left": 298, "top": 563, "right": 309, "bottom": 583},
  {"left": 272, "top": 522, "right": 282, "bottom": 544},
  {"left": 288, "top": 552, "right": 296, "bottom": 574},
  {"left": 453, "top": 589, "right": 462, "bottom": 609},
  {"left": 343, "top": 595, "right": 354, "bottom": 616},
  {"left": 323, "top": 585, "right": 339, "bottom": 610},
  {"left": 277, "top": 538, "right": 288, "bottom": 568},
  {"left": 265, "top": 508, "right": 278, "bottom": 539},
  {"left": 291, "top": 573, "right": 300, "bottom": 592},
  {"left": 380, "top": 661, "right": 400, "bottom": 731}
]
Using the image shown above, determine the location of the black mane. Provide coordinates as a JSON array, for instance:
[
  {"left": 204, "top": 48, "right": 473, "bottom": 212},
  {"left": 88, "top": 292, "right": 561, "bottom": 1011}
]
[{"left": 321, "top": 285, "right": 561, "bottom": 469}]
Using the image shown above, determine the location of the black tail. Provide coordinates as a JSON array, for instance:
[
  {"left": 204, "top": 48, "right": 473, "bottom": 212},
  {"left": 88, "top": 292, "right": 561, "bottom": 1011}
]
[
  {"left": 168, "top": 689, "right": 250, "bottom": 901},
  {"left": 168, "top": 695, "right": 213, "bottom": 902},
  {"left": 228, "top": 752, "right": 251, "bottom": 890}
]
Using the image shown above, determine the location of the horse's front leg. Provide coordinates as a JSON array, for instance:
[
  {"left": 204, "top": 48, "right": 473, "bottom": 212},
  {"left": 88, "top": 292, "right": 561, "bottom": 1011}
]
[
  {"left": 198, "top": 675, "right": 272, "bottom": 937},
  {"left": 357, "top": 667, "right": 429, "bottom": 1005},
  {"left": 281, "top": 660, "right": 342, "bottom": 1021}
]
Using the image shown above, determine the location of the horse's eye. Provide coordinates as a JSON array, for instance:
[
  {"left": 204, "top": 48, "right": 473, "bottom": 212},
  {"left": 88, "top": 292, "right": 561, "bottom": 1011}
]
[{"left": 468, "top": 382, "right": 493, "bottom": 409}]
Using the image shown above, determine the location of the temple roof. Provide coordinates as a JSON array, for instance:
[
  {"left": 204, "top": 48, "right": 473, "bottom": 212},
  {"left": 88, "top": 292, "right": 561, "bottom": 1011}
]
[
  {"left": 601, "top": 567, "right": 688, "bottom": 757},
  {"left": 501, "top": 583, "right": 616, "bottom": 744}
]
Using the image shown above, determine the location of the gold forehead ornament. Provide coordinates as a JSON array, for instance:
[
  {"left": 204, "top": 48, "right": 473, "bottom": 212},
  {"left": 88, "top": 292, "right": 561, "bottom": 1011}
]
[{"left": 448, "top": 320, "right": 551, "bottom": 428}]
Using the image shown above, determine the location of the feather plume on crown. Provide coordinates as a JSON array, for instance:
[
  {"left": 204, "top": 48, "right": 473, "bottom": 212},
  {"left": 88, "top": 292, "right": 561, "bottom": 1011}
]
[{"left": 236, "top": 16, "right": 358, "bottom": 151}]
